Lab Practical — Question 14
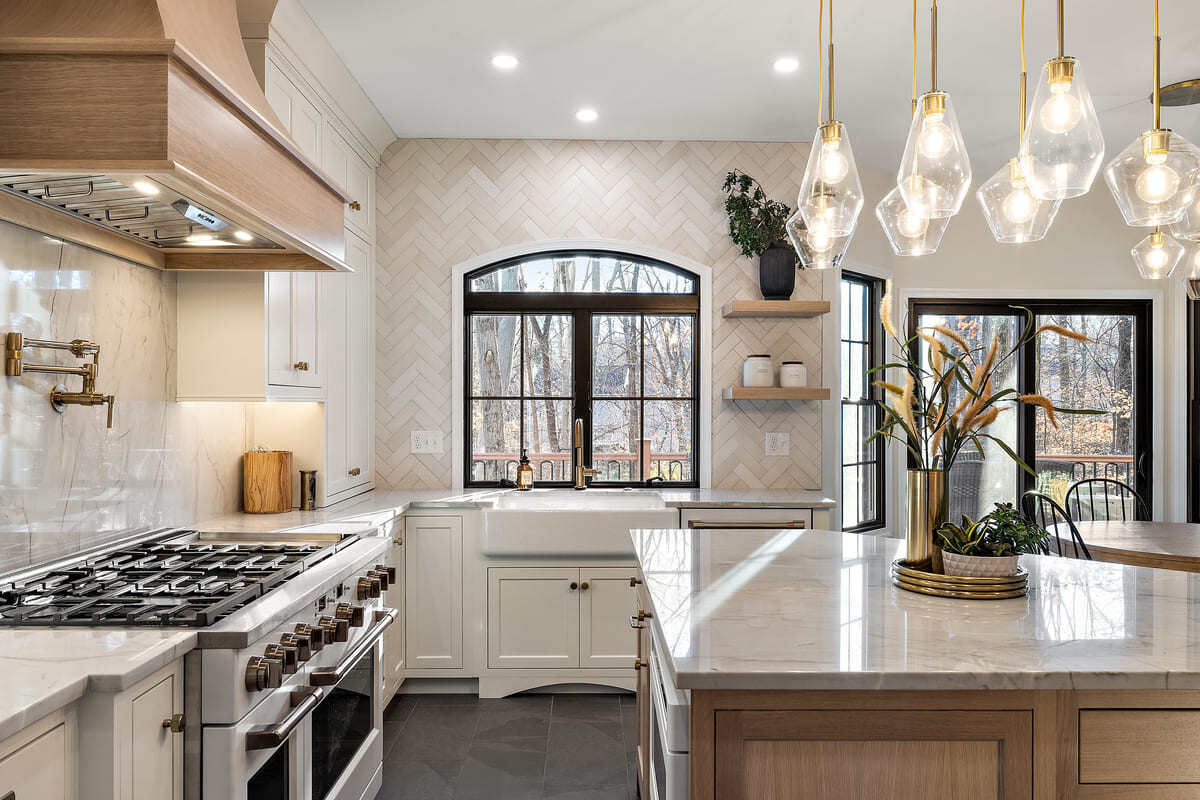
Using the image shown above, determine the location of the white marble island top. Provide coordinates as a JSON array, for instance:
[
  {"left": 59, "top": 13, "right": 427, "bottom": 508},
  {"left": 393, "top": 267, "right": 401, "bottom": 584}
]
[{"left": 632, "top": 527, "right": 1200, "bottom": 692}]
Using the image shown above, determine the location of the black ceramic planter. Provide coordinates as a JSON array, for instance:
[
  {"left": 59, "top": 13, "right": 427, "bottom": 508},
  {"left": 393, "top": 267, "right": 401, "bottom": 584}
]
[{"left": 758, "top": 243, "right": 796, "bottom": 300}]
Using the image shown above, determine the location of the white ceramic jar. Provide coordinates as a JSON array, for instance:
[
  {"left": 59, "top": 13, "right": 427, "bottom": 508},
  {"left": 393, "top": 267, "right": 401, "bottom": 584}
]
[
  {"left": 779, "top": 360, "right": 807, "bottom": 387},
  {"left": 743, "top": 355, "right": 773, "bottom": 387}
]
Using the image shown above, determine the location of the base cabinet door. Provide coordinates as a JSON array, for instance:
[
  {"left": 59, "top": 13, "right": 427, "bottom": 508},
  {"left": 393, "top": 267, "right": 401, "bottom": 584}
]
[
  {"left": 487, "top": 568, "right": 580, "bottom": 669},
  {"left": 405, "top": 516, "right": 464, "bottom": 670},
  {"left": 0, "top": 721, "right": 69, "bottom": 800},
  {"left": 579, "top": 568, "right": 640, "bottom": 669},
  {"left": 129, "top": 672, "right": 180, "bottom": 800},
  {"left": 382, "top": 533, "right": 406, "bottom": 704},
  {"left": 713, "top": 709, "right": 1032, "bottom": 800}
]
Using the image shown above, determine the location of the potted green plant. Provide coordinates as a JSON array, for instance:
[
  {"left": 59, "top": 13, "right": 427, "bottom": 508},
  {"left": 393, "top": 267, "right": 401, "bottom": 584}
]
[
  {"left": 936, "top": 503, "right": 1050, "bottom": 577},
  {"left": 722, "top": 170, "right": 796, "bottom": 300}
]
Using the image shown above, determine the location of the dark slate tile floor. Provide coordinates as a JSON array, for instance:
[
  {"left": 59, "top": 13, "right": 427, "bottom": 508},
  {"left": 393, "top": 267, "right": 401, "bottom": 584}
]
[{"left": 379, "top": 693, "right": 638, "bottom": 800}]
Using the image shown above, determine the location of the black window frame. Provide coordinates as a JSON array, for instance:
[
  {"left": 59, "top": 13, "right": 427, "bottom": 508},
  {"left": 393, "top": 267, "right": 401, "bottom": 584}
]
[
  {"left": 907, "top": 297, "right": 1153, "bottom": 512},
  {"left": 464, "top": 250, "right": 701, "bottom": 488},
  {"left": 840, "top": 271, "right": 886, "bottom": 532}
]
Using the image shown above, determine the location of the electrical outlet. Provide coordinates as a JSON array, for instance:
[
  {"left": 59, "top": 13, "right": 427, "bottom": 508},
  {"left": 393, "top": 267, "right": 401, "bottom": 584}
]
[
  {"left": 410, "top": 430, "right": 444, "bottom": 454},
  {"left": 765, "top": 432, "right": 790, "bottom": 457}
]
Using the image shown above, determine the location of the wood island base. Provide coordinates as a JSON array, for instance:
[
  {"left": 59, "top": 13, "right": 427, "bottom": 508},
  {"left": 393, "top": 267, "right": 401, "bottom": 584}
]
[{"left": 688, "top": 689, "right": 1200, "bottom": 800}]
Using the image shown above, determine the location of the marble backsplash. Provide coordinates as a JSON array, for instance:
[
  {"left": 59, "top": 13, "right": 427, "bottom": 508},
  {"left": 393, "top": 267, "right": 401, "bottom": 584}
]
[{"left": 0, "top": 219, "right": 246, "bottom": 573}]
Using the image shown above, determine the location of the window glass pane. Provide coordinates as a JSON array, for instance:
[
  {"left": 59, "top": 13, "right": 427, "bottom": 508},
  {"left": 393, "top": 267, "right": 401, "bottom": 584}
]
[
  {"left": 470, "top": 315, "right": 520, "bottom": 396},
  {"left": 645, "top": 400, "right": 694, "bottom": 482},
  {"left": 849, "top": 343, "right": 866, "bottom": 400},
  {"left": 469, "top": 254, "right": 695, "bottom": 294},
  {"left": 1034, "top": 313, "right": 1137, "bottom": 515},
  {"left": 593, "top": 315, "right": 641, "bottom": 397},
  {"left": 524, "top": 315, "right": 572, "bottom": 397},
  {"left": 523, "top": 399, "right": 572, "bottom": 482},
  {"left": 842, "top": 465, "right": 861, "bottom": 528},
  {"left": 593, "top": 399, "right": 640, "bottom": 482},
  {"left": 470, "top": 399, "right": 520, "bottom": 482},
  {"left": 840, "top": 280, "right": 851, "bottom": 340},
  {"left": 919, "top": 312, "right": 1021, "bottom": 522},
  {"left": 644, "top": 315, "right": 693, "bottom": 398}
]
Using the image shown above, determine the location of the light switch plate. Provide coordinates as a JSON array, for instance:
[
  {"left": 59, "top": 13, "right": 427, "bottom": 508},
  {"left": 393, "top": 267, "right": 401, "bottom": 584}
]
[
  {"left": 765, "top": 432, "right": 790, "bottom": 457},
  {"left": 410, "top": 430, "right": 444, "bottom": 454}
]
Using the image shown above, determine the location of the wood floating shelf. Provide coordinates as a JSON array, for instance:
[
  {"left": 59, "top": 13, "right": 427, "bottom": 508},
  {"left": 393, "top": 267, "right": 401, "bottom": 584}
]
[
  {"left": 721, "top": 300, "right": 831, "bottom": 318},
  {"left": 723, "top": 386, "right": 831, "bottom": 401}
]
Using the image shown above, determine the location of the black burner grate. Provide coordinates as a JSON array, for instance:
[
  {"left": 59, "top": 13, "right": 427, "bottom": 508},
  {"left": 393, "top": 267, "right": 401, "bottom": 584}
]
[{"left": 0, "top": 535, "right": 339, "bottom": 628}]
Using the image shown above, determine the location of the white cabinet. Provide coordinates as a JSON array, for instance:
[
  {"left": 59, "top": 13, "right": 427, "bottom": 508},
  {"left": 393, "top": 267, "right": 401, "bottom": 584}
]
[
  {"left": 487, "top": 567, "right": 638, "bottom": 670},
  {"left": 128, "top": 672, "right": 180, "bottom": 800},
  {"left": 487, "top": 568, "right": 580, "bottom": 669},
  {"left": 405, "top": 516, "right": 464, "bottom": 670},
  {"left": 0, "top": 714, "right": 71, "bottom": 800},
  {"left": 264, "top": 54, "right": 322, "bottom": 164},
  {"left": 322, "top": 123, "right": 375, "bottom": 241},
  {"left": 383, "top": 531, "right": 406, "bottom": 705},
  {"left": 266, "top": 272, "right": 323, "bottom": 390}
]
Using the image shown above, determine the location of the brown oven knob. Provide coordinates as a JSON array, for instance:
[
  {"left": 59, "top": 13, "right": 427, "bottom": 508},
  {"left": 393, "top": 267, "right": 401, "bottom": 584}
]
[
  {"left": 318, "top": 615, "right": 349, "bottom": 642},
  {"left": 280, "top": 633, "right": 312, "bottom": 661},
  {"left": 335, "top": 603, "right": 365, "bottom": 627},
  {"left": 374, "top": 563, "right": 397, "bottom": 583},
  {"left": 265, "top": 644, "right": 298, "bottom": 674},
  {"left": 294, "top": 623, "right": 325, "bottom": 651},
  {"left": 356, "top": 576, "right": 381, "bottom": 601},
  {"left": 368, "top": 569, "right": 390, "bottom": 591},
  {"left": 246, "top": 655, "right": 284, "bottom": 690}
]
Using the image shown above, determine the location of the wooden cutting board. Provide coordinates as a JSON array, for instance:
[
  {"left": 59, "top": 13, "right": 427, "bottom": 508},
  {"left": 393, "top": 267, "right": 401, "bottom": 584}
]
[{"left": 243, "top": 450, "right": 293, "bottom": 513}]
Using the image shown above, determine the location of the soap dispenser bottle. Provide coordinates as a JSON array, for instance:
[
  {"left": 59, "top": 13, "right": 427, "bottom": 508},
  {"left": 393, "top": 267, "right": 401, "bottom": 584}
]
[{"left": 516, "top": 449, "right": 534, "bottom": 491}]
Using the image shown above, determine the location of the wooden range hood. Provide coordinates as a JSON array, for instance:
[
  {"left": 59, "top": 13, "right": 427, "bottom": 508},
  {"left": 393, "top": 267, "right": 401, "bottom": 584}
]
[{"left": 0, "top": 0, "right": 351, "bottom": 271}]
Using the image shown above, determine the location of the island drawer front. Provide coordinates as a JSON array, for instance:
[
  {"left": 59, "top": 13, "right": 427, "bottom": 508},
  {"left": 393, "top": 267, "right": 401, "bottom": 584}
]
[
  {"left": 1080, "top": 709, "right": 1200, "bottom": 783},
  {"left": 649, "top": 636, "right": 689, "bottom": 752},
  {"left": 680, "top": 508, "right": 815, "bottom": 530}
]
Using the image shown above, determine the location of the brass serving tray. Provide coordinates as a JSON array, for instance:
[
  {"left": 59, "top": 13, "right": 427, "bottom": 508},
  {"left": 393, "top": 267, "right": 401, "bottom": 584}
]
[
  {"left": 893, "top": 560, "right": 1028, "bottom": 586},
  {"left": 891, "top": 575, "right": 1028, "bottom": 600}
]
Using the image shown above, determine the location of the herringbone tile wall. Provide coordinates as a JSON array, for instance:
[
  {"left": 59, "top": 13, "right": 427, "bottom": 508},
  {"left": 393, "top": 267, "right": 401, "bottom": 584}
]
[{"left": 376, "top": 138, "right": 828, "bottom": 490}]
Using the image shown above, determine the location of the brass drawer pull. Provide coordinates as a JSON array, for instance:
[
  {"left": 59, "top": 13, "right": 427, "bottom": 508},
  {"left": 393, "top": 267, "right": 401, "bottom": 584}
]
[
  {"left": 579, "top": 581, "right": 589, "bottom": 591},
  {"left": 293, "top": 361, "right": 310, "bottom": 371},
  {"left": 687, "top": 520, "right": 806, "bottom": 529},
  {"left": 629, "top": 576, "right": 642, "bottom": 587},
  {"left": 161, "top": 714, "right": 185, "bottom": 733},
  {"left": 348, "top": 467, "right": 361, "bottom": 476}
]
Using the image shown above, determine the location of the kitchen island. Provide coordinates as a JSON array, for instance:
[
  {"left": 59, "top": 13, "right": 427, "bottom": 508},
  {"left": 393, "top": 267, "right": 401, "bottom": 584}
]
[{"left": 630, "top": 526, "right": 1200, "bottom": 800}]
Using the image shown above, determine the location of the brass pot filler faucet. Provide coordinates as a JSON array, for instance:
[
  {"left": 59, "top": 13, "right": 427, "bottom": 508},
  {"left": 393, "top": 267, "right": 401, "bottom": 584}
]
[{"left": 5, "top": 332, "right": 116, "bottom": 428}]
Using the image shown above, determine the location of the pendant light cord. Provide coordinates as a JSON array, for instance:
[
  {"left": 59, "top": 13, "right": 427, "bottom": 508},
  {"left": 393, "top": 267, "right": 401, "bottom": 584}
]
[
  {"left": 911, "top": 0, "right": 917, "bottom": 112},
  {"left": 828, "top": 0, "right": 835, "bottom": 122},
  {"left": 817, "top": 0, "right": 824, "bottom": 126},
  {"left": 1018, "top": 0, "right": 1027, "bottom": 149},
  {"left": 1152, "top": 0, "right": 1161, "bottom": 129},
  {"left": 930, "top": 0, "right": 938, "bottom": 92}
]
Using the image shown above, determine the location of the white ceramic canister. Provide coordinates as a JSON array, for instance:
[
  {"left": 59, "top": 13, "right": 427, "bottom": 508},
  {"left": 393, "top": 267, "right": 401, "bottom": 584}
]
[
  {"left": 779, "top": 360, "right": 807, "bottom": 387},
  {"left": 743, "top": 354, "right": 773, "bottom": 387}
]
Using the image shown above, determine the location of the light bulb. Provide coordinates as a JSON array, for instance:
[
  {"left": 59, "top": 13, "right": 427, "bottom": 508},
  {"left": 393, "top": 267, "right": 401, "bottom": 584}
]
[
  {"left": 1145, "top": 244, "right": 1168, "bottom": 271},
  {"left": 807, "top": 227, "right": 833, "bottom": 254},
  {"left": 820, "top": 141, "right": 849, "bottom": 184},
  {"left": 1002, "top": 184, "right": 1037, "bottom": 224},
  {"left": 897, "top": 208, "right": 929, "bottom": 238},
  {"left": 1039, "top": 86, "right": 1082, "bottom": 135},
  {"left": 1136, "top": 162, "right": 1181, "bottom": 204},
  {"left": 918, "top": 115, "right": 953, "bottom": 159}
]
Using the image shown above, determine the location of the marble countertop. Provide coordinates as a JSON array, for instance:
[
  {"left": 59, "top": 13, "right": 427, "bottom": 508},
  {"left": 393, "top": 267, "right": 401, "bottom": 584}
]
[
  {"left": 632, "top": 526, "right": 1200, "bottom": 692},
  {"left": 0, "top": 629, "right": 195, "bottom": 743}
]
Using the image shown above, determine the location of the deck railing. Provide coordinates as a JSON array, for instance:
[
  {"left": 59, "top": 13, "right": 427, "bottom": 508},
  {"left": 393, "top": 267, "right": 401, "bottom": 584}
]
[{"left": 470, "top": 449, "right": 689, "bottom": 483}]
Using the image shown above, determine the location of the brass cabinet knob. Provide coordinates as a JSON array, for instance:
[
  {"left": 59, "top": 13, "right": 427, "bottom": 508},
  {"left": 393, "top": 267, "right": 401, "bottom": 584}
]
[
  {"left": 634, "top": 609, "right": 653, "bottom": 622},
  {"left": 161, "top": 714, "right": 185, "bottom": 733},
  {"left": 348, "top": 467, "right": 361, "bottom": 476},
  {"left": 349, "top": 200, "right": 362, "bottom": 211},
  {"left": 375, "top": 563, "right": 397, "bottom": 582},
  {"left": 394, "top": 537, "right": 403, "bottom": 547},
  {"left": 293, "top": 361, "right": 309, "bottom": 371},
  {"left": 629, "top": 577, "right": 642, "bottom": 587},
  {"left": 569, "top": 582, "right": 578, "bottom": 591},
  {"left": 335, "top": 603, "right": 365, "bottom": 627},
  {"left": 633, "top": 658, "right": 647, "bottom": 670},
  {"left": 580, "top": 581, "right": 589, "bottom": 591}
]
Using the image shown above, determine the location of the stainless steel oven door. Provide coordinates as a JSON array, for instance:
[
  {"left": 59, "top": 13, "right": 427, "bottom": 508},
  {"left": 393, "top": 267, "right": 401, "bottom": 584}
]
[
  {"left": 204, "top": 683, "right": 313, "bottom": 800},
  {"left": 307, "top": 607, "right": 396, "bottom": 800}
]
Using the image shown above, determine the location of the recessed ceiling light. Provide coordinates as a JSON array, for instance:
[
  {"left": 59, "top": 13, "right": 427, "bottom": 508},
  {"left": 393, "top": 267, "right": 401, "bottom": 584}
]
[
  {"left": 185, "top": 233, "right": 214, "bottom": 243},
  {"left": 491, "top": 53, "right": 519, "bottom": 70},
  {"left": 233, "top": 230, "right": 253, "bottom": 242},
  {"left": 575, "top": 108, "right": 599, "bottom": 123},
  {"left": 773, "top": 56, "right": 800, "bottom": 74},
  {"left": 131, "top": 180, "right": 160, "bottom": 195}
]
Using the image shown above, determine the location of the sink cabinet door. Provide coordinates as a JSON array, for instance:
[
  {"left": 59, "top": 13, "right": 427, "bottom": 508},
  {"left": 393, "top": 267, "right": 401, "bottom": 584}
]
[
  {"left": 487, "top": 568, "right": 580, "bottom": 669},
  {"left": 405, "top": 516, "right": 464, "bottom": 669},
  {"left": 579, "top": 568, "right": 640, "bottom": 668}
]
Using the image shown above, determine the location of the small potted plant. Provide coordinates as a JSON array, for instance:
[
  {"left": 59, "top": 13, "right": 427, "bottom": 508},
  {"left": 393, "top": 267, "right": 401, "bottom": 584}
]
[
  {"left": 935, "top": 503, "right": 1049, "bottom": 578},
  {"left": 722, "top": 170, "right": 796, "bottom": 300}
]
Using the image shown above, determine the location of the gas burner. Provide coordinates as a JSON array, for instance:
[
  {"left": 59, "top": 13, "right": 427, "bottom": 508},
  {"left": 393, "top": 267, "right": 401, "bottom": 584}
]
[{"left": 0, "top": 532, "right": 349, "bottom": 628}]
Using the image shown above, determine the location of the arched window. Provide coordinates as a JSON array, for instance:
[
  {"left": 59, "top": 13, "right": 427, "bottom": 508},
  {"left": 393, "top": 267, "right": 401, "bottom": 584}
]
[{"left": 465, "top": 251, "right": 700, "bottom": 487}]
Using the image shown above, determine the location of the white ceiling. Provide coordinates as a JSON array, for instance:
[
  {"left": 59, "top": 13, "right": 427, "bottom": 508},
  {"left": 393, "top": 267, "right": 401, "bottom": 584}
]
[{"left": 301, "top": 0, "right": 1200, "bottom": 173}]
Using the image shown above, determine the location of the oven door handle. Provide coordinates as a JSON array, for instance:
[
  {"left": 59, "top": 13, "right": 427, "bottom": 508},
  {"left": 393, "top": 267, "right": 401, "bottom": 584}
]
[
  {"left": 245, "top": 685, "right": 325, "bottom": 751},
  {"left": 310, "top": 607, "right": 398, "bottom": 687},
  {"left": 687, "top": 520, "right": 806, "bottom": 529}
]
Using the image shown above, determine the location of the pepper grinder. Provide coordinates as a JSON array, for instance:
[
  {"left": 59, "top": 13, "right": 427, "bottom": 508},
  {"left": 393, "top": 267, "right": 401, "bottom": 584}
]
[{"left": 299, "top": 469, "right": 317, "bottom": 510}]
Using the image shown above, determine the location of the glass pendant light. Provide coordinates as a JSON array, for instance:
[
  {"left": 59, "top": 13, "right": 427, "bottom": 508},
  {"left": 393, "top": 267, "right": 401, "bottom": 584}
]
[
  {"left": 1169, "top": 195, "right": 1200, "bottom": 239},
  {"left": 1022, "top": 0, "right": 1105, "bottom": 199},
  {"left": 1130, "top": 226, "right": 1184, "bottom": 279},
  {"left": 797, "top": 0, "right": 864, "bottom": 239},
  {"left": 787, "top": 211, "right": 853, "bottom": 270},
  {"left": 876, "top": 0, "right": 949, "bottom": 255},
  {"left": 1182, "top": 237, "right": 1200, "bottom": 299},
  {"left": 1105, "top": 0, "right": 1200, "bottom": 227},
  {"left": 977, "top": 0, "right": 1061, "bottom": 243},
  {"left": 897, "top": 0, "right": 971, "bottom": 219}
]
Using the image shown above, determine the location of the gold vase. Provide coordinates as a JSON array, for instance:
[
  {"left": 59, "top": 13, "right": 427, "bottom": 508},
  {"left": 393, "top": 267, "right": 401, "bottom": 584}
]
[{"left": 906, "top": 468, "right": 947, "bottom": 570}]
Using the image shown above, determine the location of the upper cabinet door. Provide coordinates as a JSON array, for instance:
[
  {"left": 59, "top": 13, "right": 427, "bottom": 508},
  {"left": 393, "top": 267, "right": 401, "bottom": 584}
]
[
  {"left": 321, "top": 270, "right": 351, "bottom": 498},
  {"left": 264, "top": 55, "right": 322, "bottom": 165},
  {"left": 322, "top": 123, "right": 375, "bottom": 241},
  {"left": 344, "top": 231, "right": 373, "bottom": 487},
  {"left": 266, "top": 273, "right": 323, "bottom": 391}
]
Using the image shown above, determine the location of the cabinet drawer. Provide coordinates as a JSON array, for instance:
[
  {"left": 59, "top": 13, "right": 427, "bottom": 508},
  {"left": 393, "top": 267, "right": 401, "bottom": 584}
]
[
  {"left": 1080, "top": 709, "right": 1200, "bottom": 783},
  {"left": 0, "top": 723, "right": 68, "bottom": 800},
  {"left": 679, "top": 507, "right": 814, "bottom": 529},
  {"left": 649, "top": 637, "right": 689, "bottom": 753}
]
